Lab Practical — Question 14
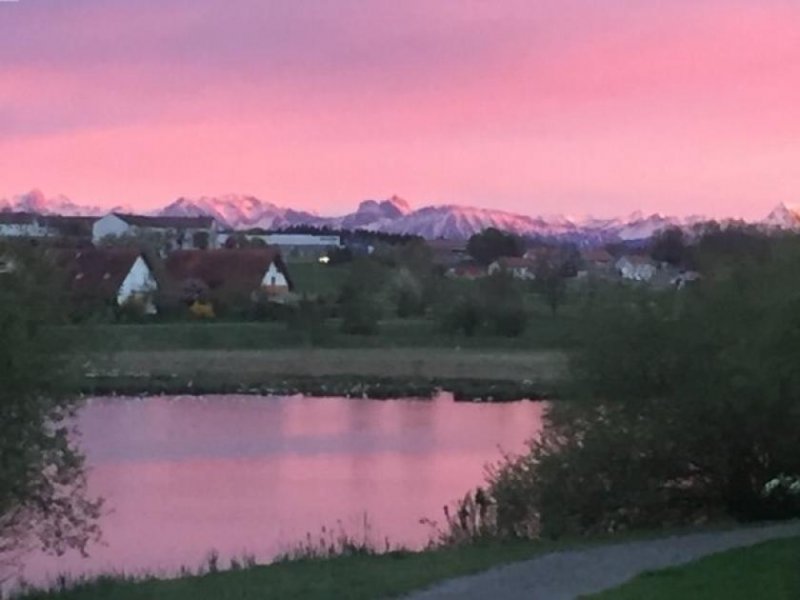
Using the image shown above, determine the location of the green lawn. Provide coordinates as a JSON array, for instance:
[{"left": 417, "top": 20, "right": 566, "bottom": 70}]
[
  {"left": 286, "top": 261, "right": 351, "bottom": 298},
  {"left": 585, "top": 536, "right": 800, "bottom": 600},
  {"left": 19, "top": 540, "right": 554, "bottom": 600},
  {"left": 55, "top": 312, "right": 583, "bottom": 353}
]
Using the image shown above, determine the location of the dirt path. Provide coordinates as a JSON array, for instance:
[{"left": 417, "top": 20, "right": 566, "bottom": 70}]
[{"left": 402, "top": 522, "right": 800, "bottom": 600}]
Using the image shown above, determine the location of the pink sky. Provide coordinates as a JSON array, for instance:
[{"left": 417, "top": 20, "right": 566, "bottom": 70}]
[{"left": 1, "top": 0, "right": 799, "bottom": 219}]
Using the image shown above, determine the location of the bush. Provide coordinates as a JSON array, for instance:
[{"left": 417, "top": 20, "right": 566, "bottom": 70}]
[{"left": 485, "top": 245, "right": 800, "bottom": 539}]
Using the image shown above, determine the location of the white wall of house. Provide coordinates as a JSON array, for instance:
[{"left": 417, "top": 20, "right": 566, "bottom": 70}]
[
  {"left": 265, "top": 233, "right": 341, "bottom": 247},
  {"left": 0, "top": 222, "right": 49, "bottom": 237},
  {"left": 260, "top": 262, "right": 289, "bottom": 289},
  {"left": 93, "top": 214, "right": 132, "bottom": 243},
  {"left": 616, "top": 258, "right": 656, "bottom": 281},
  {"left": 117, "top": 256, "right": 158, "bottom": 313}
]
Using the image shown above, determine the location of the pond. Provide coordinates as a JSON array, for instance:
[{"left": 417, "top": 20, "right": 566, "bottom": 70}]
[{"left": 23, "top": 394, "right": 544, "bottom": 583}]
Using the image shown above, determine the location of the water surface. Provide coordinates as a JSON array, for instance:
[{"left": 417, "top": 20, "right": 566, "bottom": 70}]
[{"left": 25, "top": 394, "right": 544, "bottom": 582}]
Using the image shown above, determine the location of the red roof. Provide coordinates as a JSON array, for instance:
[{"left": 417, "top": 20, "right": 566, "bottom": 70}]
[
  {"left": 580, "top": 248, "right": 613, "bottom": 264},
  {"left": 164, "top": 248, "right": 292, "bottom": 295},
  {"left": 114, "top": 213, "right": 214, "bottom": 229},
  {"left": 55, "top": 248, "right": 144, "bottom": 299}
]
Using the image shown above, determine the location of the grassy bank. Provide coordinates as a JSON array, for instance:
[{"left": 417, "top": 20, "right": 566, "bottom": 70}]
[
  {"left": 76, "top": 347, "right": 565, "bottom": 399},
  {"left": 17, "top": 540, "right": 552, "bottom": 600},
  {"left": 585, "top": 536, "right": 800, "bottom": 600},
  {"left": 17, "top": 524, "right": 765, "bottom": 600}
]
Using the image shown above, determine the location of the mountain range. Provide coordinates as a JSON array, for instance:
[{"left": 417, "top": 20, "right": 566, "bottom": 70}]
[{"left": 2, "top": 189, "right": 798, "bottom": 242}]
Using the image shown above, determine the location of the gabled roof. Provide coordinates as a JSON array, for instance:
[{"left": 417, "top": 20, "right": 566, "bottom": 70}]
[
  {"left": 112, "top": 213, "right": 215, "bottom": 229},
  {"left": 0, "top": 212, "right": 39, "bottom": 225},
  {"left": 164, "top": 248, "right": 292, "bottom": 295},
  {"left": 55, "top": 248, "right": 145, "bottom": 299}
]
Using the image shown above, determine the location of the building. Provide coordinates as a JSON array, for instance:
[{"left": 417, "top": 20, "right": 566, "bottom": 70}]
[
  {"left": 219, "top": 231, "right": 341, "bottom": 261},
  {"left": 92, "top": 213, "right": 217, "bottom": 250},
  {"left": 616, "top": 255, "right": 657, "bottom": 282},
  {"left": 59, "top": 248, "right": 159, "bottom": 314},
  {"left": 0, "top": 212, "right": 50, "bottom": 237},
  {"left": 164, "top": 248, "right": 293, "bottom": 304},
  {"left": 580, "top": 248, "right": 614, "bottom": 270},
  {"left": 488, "top": 256, "right": 537, "bottom": 280},
  {"left": 0, "top": 212, "right": 98, "bottom": 242}
]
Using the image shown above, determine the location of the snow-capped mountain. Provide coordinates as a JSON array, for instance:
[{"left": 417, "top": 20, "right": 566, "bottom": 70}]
[
  {"left": 2, "top": 188, "right": 797, "bottom": 242},
  {"left": 0, "top": 189, "right": 116, "bottom": 216},
  {"left": 159, "top": 195, "right": 323, "bottom": 230},
  {"left": 762, "top": 202, "right": 800, "bottom": 230}
]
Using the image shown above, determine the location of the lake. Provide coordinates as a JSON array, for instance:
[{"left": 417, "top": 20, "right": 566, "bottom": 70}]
[{"left": 23, "top": 394, "right": 544, "bottom": 583}]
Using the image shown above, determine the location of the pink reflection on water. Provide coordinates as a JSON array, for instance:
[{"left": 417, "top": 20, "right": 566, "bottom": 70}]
[{"left": 23, "top": 394, "right": 544, "bottom": 583}]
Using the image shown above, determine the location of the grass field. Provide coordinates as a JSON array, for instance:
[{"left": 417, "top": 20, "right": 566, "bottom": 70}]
[
  {"left": 57, "top": 312, "right": 583, "bottom": 353},
  {"left": 584, "top": 536, "right": 800, "bottom": 600}
]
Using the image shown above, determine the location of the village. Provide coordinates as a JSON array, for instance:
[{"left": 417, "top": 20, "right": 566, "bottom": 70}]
[{"left": 0, "top": 209, "right": 702, "bottom": 325}]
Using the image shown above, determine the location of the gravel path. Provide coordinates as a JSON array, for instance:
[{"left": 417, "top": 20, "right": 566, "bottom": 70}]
[{"left": 402, "top": 522, "right": 800, "bottom": 600}]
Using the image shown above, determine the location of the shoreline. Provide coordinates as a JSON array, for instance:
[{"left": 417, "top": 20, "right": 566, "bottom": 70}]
[
  {"left": 75, "top": 347, "right": 565, "bottom": 402},
  {"left": 78, "top": 374, "right": 552, "bottom": 402}
]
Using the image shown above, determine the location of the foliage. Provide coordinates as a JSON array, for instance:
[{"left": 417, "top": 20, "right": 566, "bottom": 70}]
[
  {"left": 487, "top": 240, "right": 800, "bottom": 538},
  {"left": 435, "top": 286, "right": 482, "bottom": 336},
  {"left": 532, "top": 247, "right": 576, "bottom": 316},
  {"left": 189, "top": 300, "right": 216, "bottom": 319},
  {"left": 479, "top": 273, "right": 527, "bottom": 336},
  {"left": 0, "top": 245, "right": 102, "bottom": 582},
  {"left": 338, "top": 259, "right": 384, "bottom": 335},
  {"left": 466, "top": 228, "right": 523, "bottom": 265},
  {"left": 649, "top": 226, "right": 688, "bottom": 266}
]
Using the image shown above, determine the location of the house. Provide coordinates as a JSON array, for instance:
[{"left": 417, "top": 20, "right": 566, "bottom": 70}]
[
  {"left": 616, "top": 255, "right": 657, "bottom": 282},
  {"left": 488, "top": 256, "right": 537, "bottom": 280},
  {"left": 92, "top": 213, "right": 217, "bottom": 250},
  {"left": 218, "top": 231, "right": 341, "bottom": 260},
  {"left": 58, "top": 248, "right": 159, "bottom": 313},
  {"left": 0, "top": 212, "right": 49, "bottom": 237},
  {"left": 580, "top": 248, "right": 614, "bottom": 269},
  {"left": 164, "top": 248, "right": 293, "bottom": 305}
]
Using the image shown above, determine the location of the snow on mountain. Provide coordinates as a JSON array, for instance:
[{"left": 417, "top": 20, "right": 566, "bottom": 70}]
[
  {"left": 0, "top": 189, "right": 115, "bottom": 216},
  {"left": 6, "top": 188, "right": 797, "bottom": 242},
  {"left": 762, "top": 203, "right": 800, "bottom": 230},
  {"left": 158, "top": 195, "right": 322, "bottom": 230},
  {"left": 374, "top": 204, "right": 580, "bottom": 240}
]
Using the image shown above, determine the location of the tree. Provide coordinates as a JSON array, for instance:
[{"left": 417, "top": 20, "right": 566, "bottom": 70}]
[
  {"left": 467, "top": 228, "right": 522, "bottom": 266},
  {"left": 0, "top": 244, "right": 102, "bottom": 580},
  {"left": 486, "top": 245, "right": 800, "bottom": 538},
  {"left": 338, "top": 259, "right": 384, "bottom": 335},
  {"left": 479, "top": 272, "right": 527, "bottom": 336},
  {"left": 650, "top": 227, "right": 687, "bottom": 266},
  {"left": 533, "top": 246, "right": 576, "bottom": 316}
]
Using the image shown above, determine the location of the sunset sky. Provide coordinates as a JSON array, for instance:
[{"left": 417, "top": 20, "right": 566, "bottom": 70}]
[{"left": 1, "top": 0, "right": 799, "bottom": 218}]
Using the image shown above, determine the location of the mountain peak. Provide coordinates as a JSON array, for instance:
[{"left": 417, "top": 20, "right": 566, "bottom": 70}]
[{"left": 764, "top": 202, "right": 800, "bottom": 229}]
